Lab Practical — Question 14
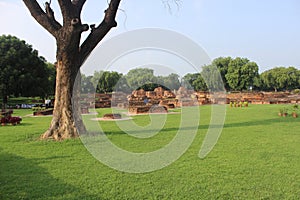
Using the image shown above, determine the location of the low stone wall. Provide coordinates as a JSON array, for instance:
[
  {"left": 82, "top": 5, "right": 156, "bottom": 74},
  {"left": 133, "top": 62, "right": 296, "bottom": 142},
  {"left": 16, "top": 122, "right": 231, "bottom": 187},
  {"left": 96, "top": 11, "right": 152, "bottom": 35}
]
[
  {"left": 227, "top": 92, "right": 300, "bottom": 104},
  {"left": 33, "top": 109, "right": 53, "bottom": 116},
  {"left": 129, "top": 105, "right": 168, "bottom": 114},
  {"left": 81, "top": 89, "right": 300, "bottom": 109},
  {"left": 103, "top": 113, "right": 122, "bottom": 119}
]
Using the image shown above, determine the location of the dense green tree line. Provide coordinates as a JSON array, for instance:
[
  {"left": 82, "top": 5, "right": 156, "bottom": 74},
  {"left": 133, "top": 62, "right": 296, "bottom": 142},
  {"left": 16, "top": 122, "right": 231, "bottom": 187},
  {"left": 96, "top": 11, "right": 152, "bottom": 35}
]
[
  {"left": 82, "top": 58, "right": 300, "bottom": 94},
  {"left": 183, "top": 57, "right": 300, "bottom": 92},
  {"left": 0, "top": 35, "right": 55, "bottom": 107},
  {"left": 260, "top": 67, "right": 300, "bottom": 92},
  {"left": 81, "top": 68, "right": 181, "bottom": 93}
]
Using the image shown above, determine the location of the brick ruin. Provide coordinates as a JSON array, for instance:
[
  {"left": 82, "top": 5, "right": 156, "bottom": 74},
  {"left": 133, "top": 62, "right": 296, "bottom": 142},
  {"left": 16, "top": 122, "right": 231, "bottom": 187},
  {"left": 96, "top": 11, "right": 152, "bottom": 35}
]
[
  {"left": 80, "top": 88, "right": 300, "bottom": 115},
  {"left": 103, "top": 113, "right": 122, "bottom": 119},
  {"left": 128, "top": 87, "right": 175, "bottom": 114},
  {"left": 225, "top": 92, "right": 300, "bottom": 104}
]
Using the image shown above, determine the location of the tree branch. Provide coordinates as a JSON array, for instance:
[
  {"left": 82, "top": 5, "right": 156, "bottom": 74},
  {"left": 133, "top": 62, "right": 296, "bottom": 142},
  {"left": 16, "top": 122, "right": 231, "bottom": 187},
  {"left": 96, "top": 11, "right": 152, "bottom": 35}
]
[
  {"left": 58, "top": 0, "right": 74, "bottom": 24},
  {"left": 23, "top": 0, "right": 62, "bottom": 37},
  {"left": 45, "top": 2, "right": 54, "bottom": 19},
  {"left": 72, "top": 0, "right": 87, "bottom": 11},
  {"left": 79, "top": 0, "right": 122, "bottom": 66}
]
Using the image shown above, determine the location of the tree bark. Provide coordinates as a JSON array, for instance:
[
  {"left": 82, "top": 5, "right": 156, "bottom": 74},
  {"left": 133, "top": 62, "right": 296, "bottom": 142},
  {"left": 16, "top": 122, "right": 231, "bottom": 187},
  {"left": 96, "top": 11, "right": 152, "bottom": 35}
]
[
  {"left": 23, "top": 0, "right": 122, "bottom": 140},
  {"left": 41, "top": 60, "right": 81, "bottom": 140}
]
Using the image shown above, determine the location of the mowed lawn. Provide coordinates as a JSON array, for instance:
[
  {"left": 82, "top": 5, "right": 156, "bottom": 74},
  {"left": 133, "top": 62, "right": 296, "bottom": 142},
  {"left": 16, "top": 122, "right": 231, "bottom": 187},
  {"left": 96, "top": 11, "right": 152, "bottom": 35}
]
[{"left": 0, "top": 105, "right": 300, "bottom": 199}]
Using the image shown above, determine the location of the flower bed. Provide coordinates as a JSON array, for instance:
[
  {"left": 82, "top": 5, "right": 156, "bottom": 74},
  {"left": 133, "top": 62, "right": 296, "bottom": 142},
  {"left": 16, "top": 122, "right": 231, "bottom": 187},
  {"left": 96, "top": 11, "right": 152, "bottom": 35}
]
[{"left": 1, "top": 110, "right": 22, "bottom": 126}]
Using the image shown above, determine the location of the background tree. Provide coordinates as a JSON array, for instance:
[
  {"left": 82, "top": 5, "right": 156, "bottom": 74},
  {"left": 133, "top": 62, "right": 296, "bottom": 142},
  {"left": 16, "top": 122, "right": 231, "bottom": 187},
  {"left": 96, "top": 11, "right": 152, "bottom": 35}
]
[
  {"left": 124, "top": 68, "right": 157, "bottom": 91},
  {"left": 212, "top": 57, "right": 232, "bottom": 91},
  {"left": 45, "top": 62, "right": 57, "bottom": 98},
  {"left": 201, "top": 64, "right": 225, "bottom": 92},
  {"left": 184, "top": 56, "right": 259, "bottom": 92},
  {"left": 0, "top": 35, "right": 54, "bottom": 108},
  {"left": 90, "top": 70, "right": 103, "bottom": 89},
  {"left": 156, "top": 73, "right": 180, "bottom": 91},
  {"left": 114, "top": 75, "right": 131, "bottom": 93},
  {"left": 162, "top": 73, "right": 181, "bottom": 90},
  {"left": 23, "top": 0, "right": 122, "bottom": 140},
  {"left": 89, "top": 69, "right": 180, "bottom": 93},
  {"left": 156, "top": 75, "right": 166, "bottom": 88},
  {"left": 260, "top": 67, "right": 300, "bottom": 92},
  {"left": 96, "top": 71, "right": 122, "bottom": 93},
  {"left": 182, "top": 73, "right": 196, "bottom": 90},
  {"left": 225, "top": 57, "right": 259, "bottom": 91},
  {"left": 81, "top": 74, "right": 94, "bottom": 94},
  {"left": 182, "top": 73, "right": 207, "bottom": 91},
  {"left": 252, "top": 75, "right": 262, "bottom": 91}
]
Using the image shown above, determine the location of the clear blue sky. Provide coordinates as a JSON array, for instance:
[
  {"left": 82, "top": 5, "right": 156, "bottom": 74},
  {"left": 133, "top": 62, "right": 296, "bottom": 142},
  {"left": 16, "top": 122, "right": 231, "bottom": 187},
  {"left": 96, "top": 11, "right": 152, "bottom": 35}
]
[{"left": 1, "top": 0, "right": 300, "bottom": 73}]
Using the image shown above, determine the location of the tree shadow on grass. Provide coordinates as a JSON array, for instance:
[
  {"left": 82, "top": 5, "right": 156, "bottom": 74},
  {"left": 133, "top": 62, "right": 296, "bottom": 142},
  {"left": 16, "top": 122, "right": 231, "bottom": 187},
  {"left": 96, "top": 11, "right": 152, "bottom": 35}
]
[
  {"left": 223, "top": 117, "right": 297, "bottom": 129},
  {"left": 0, "top": 151, "right": 98, "bottom": 199},
  {"left": 84, "top": 116, "right": 295, "bottom": 136},
  {"left": 18, "top": 122, "right": 33, "bottom": 126},
  {"left": 0, "top": 123, "right": 33, "bottom": 127}
]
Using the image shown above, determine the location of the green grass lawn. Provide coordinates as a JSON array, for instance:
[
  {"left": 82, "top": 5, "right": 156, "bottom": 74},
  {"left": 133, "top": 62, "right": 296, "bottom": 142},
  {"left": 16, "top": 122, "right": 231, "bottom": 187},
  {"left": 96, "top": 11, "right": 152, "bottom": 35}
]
[{"left": 0, "top": 105, "right": 300, "bottom": 199}]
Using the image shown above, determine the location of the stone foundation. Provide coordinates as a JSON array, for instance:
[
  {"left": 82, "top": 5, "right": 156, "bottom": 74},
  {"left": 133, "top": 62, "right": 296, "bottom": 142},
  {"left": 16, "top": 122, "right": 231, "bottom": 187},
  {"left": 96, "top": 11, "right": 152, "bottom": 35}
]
[
  {"left": 129, "top": 105, "right": 168, "bottom": 114},
  {"left": 103, "top": 113, "right": 122, "bottom": 119}
]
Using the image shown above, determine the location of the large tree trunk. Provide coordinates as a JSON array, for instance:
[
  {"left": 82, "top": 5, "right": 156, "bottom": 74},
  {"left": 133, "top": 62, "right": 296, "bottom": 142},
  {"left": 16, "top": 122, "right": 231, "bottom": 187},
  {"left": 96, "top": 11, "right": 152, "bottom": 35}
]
[
  {"left": 23, "top": 0, "right": 122, "bottom": 140},
  {"left": 41, "top": 60, "right": 84, "bottom": 140}
]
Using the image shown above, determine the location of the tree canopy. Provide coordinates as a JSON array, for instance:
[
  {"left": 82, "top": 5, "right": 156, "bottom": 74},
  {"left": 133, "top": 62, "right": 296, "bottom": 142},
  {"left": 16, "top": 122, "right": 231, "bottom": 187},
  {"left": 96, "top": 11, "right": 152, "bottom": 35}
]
[
  {"left": 182, "top": 57, "right": 259, "bottom": 92},
  {"left": 82, "top": 59, "right": 299, "bottom": 94},
  {"left": 225, "top": 57, "right": 259, "bottom": 91},
  {"left": 0, "top": 35, "right": 55, "bottom": 107},
  {"left": 212, "top": 57, "right": 232, "bottom": 91},
  {"left": 124, "top": 68, "right": 157, "bottom": 91},
  {"left": 96, "top": 71, "right": 123, "bottom": 93},
  {"left": 81, "top": 68, "right": 182, "bottom": 93},
  {"left": 159, "top": 73, "right": 181, "bottom": 91},
  {"left": 182, "top": 73, "right": 207, "bottom": 91},
  {"left": 260, "top": 67, "right": 300, "bottom": 92}
]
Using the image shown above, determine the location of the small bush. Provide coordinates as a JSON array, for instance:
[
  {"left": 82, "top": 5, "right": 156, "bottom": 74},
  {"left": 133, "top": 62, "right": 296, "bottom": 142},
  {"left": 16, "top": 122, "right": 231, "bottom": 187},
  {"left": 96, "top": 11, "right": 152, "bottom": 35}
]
[
  {"left": 32, "top": 107, "right": 46, "bottom": 111},
  {"left": 293, "top": 89, "right": 300, "bottom": 94}
]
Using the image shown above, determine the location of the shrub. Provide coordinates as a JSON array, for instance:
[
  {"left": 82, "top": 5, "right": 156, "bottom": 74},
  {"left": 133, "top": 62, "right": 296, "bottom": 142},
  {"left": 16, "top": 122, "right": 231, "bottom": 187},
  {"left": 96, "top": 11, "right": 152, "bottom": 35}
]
[{"left": 293, "top": 89, "right": 300, "bottom": 94}]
